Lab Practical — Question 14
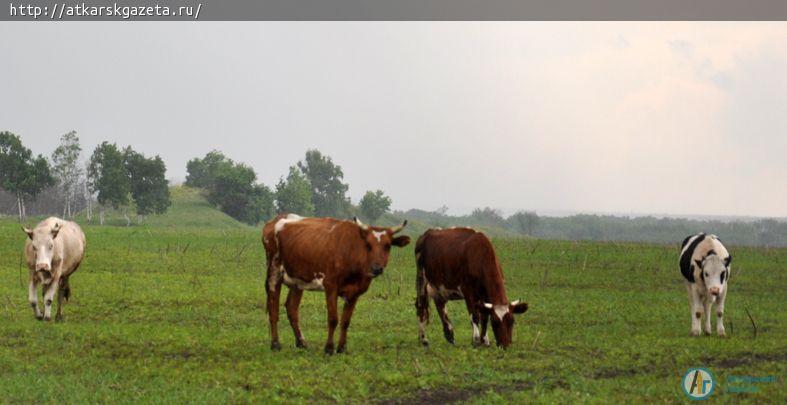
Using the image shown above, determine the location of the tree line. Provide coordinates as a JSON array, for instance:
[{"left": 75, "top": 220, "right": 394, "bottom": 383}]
[
  {"left": 0, "top": 131, "right": 170, "bottom": 224},
  {"left": 185, "top": 149, "right": 392, "bottom": 225}
]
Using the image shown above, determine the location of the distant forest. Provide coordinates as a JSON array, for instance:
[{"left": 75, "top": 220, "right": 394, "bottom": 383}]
[
  {"left": 398, "top": 208, "right": 787, "bottom": 247},
  {"left": 2, "top": 130, "right": 785, "bottom": 247}
]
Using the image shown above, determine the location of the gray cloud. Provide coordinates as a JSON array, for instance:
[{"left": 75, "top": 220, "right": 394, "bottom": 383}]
[{"left": 0, "top": 22, "right": 784, "bottom": 217}]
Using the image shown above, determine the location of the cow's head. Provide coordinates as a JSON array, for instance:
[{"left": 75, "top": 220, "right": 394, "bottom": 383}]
[
  {"left": 477, "top": 300, "right": 529, "bottom": 348},
  {"left": 696, "top": 251, "right": 731, "bottom": 297},
  {"left": 22, "top": 222, "right": 61, "bottom": 282},
  {"left": 354, "top": 217, "right": 410, "bottom": 277}
]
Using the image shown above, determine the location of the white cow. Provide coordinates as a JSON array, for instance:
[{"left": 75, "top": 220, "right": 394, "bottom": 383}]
[
  {"left": 23, "top": 217, "right": 86, "bottom": 321},
  {"left": 679, "top": 233, "right": 731, "bottom": 336}
]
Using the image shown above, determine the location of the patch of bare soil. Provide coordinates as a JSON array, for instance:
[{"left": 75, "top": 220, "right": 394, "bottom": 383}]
[{"left": 701, "top": 352, "right": 787, "bottom": 368}]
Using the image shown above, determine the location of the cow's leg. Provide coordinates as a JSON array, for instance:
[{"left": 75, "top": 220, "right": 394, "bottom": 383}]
[
  {"left": 324, "top": 288, "right": 339, "bottom": 355},
  {"left": 42, "top": 275, "right": 60, "bottom": 322},
  {"left": 415, "top": 277, "right": 430, "bottom": 347},
  {"left": 688, "top": 285, "right": 702, "bottom": 336},
  {"left": 285, "top": 288, "right": 306, "bottom": 348},
  {"left": 702, "top": 297, "right": 712, "bottom": 335},
  {"left": 336, "top": 296, "right": 359, "bottom": 354},
  {"left": 715, "top": 291, "right": 727, "bottom": 337},
  {"left": 433, "top": 296, "right": 454, "bottom": 344},
  {"left": 55, "top": 276, "right": 69, "bottom": 322},
  {"left": 464, "top": 297, "right": 483, "bottom": 346},
  {"left": 265, "top": 265, "right": 284, "bottom": 351},
  {"left": 479, "top": 312, "right": 491, "bottom": 346},
  {"left": 28, "top": 272, "right": 42, "bottom": 320}
]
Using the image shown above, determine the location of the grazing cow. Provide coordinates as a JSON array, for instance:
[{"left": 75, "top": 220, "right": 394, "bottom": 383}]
[
  {"left": 262, "top": 214, "right": 410, "bottom": 354},
  {"left": 415, "top": 228, "right": 528, "bottom": 348},
  {"left": 680, "top": 233, "right": 731, "bottom": 337},
  {"left": 22, "top": 217, "right": 86, "bottom": 322}
]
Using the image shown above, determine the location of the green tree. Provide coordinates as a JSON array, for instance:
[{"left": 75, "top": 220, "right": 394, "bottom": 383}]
[
  {"left": 124, "top": 147, "right": 171, "bottom": 218},
  {"left": 185, "top": 150, "right": 231, "bottom": 190},
  {"left": 208, "top": 163, "right": 274, "bottom": 225},
  {"left": 297, "top": 149, "right": 350, "bottom": 218},
  {"left": 510, "top": 210, "right": 540, "bottom": 236},
  {"left": 0, "top": 131, "right": 54, "bottom": 221},
  {"left": 275, "top": 166, "right": 314, "bottom": 216},
  {"left": 51, "top": 131, "right": 83, "bottom": 218},
  {"left": 88, "top": 142, "right": 130, "bottom": 224},
  {"left": 470, "top": 207, "right": 506, "bottom": 227},
  {"left": 21, "top": 155, "right": 55, "bottom": 218},
  {"left": 359, "top": 190, "right": 392, "bottom": 223}
]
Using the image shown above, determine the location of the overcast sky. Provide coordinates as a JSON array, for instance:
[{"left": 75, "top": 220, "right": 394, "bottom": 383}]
[{"left": 1, "top": 22, "right": 785, "bottom": 217}]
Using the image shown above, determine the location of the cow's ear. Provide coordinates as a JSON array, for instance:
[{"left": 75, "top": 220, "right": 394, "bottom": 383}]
[
  {"left": 510, "top": 300, "right": 529, "bottom": 314},
  {"left": 476, "top": 302, "right": 494, "bottom": 314},
  {"left": 22, "top": 227, "right": 33, "bottom": 240},
  {"left": 51, "top": 223, "right": 61, "bottom": 239},
  {"left": 724, "top": 255, "right": 732, "bottom": 267},
  {"left": 392, "top": 235, "right": 410, "bottom": 247}
]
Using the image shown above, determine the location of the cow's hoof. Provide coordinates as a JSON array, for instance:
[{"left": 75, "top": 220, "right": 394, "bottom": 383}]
[
  {"left": 295, "top": 340, "right": 308, "bottom": 349},
  {"left": 421, "top": 340, "right": 429, "bottom": 347},
  {"left": 270, "top": 341, "right": 282, "bottom": 351},
  {"left": 718, "top": 331, "right": 727, "bottom": 338},
  {"left": 35, "top": 315, "right": 43, "bottom": 321},
  {"left": 324, "top": 344, "right": 335, "bottom": 355},
  {"left": 43, "top": 316, "right": 51, "bottom": 322},
  {"left": 55, "top": 315, "right": 63, "bottom": 323},
  {"left": 336, "top": 345, "right": 346, "bottom": 354},
  {"left": 443, "top": 331, "right": 455, "bottom": 345},
  {"left": 690, "top": 330, "right": 700, "bottom": 337},
  {"left": 703, "top": 330, "right": 712, "bottom": 336}
]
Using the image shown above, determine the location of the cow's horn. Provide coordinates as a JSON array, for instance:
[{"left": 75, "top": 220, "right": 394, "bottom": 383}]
[
  {"left": 353, "top": 216, "right": 369, "bottom": 230},
  {"left": 483, "top": 302, "right": 493, "bottom": 309},
  {"left": 511, "top": 300, "right": 520, "bottom": 306},
  {"left": 390, "top": 220, "right": 408, "bottom": 234}
]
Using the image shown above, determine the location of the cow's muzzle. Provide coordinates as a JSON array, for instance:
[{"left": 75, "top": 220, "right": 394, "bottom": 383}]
[
  {"left": 709, "top": 286, "right": 721, "bottom": 296},
  {"left": 371, "top": 267, "right": 385, "bottom": 277},
  {"left": 35, "top": 263, "right": 50, "bottom": 271}
]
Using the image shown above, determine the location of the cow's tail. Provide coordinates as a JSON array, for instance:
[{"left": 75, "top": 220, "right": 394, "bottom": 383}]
[{"left": 414, "top": 233, "right": 430, "bottom": 323}]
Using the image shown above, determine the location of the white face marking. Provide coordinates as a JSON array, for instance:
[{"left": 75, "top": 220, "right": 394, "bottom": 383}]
[
  {"left": 274, "top": 214, "right": 304, "bottom": 234},
  {"left": 372, "top": 230, "right": 385, "bottom": 242},
  {"left": 494, "top": 305, "right": 509, "bottom": 321}
]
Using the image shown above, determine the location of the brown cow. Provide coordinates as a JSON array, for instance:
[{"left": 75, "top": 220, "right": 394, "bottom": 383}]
[
  {"left": 415, "top": 227, "right": 528, "bottom": 348},
  {"left": 262, "top": 214, "right": 410, "bottom": 354}
]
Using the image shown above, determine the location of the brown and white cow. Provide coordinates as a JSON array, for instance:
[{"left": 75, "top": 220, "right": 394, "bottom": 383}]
[
  {"left": 262, "top": 214, "right": 410, "bottom": 354},
  {"left": 415, "top": 227, "right": 528, "bottom": 348},
  {"left": 22, "top": 217, "right": 86, "bottom": 322}
]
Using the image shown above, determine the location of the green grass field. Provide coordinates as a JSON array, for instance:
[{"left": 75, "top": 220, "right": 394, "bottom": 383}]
[{"left": 0, "top": 194, "right": 784, "bottom": 403}]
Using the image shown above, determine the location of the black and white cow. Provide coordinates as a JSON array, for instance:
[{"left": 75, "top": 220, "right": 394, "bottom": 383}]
[{"left": 680, "top": 233, "right": 731, "bottom": 337}]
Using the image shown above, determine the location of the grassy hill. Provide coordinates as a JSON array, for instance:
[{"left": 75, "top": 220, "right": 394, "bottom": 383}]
[
  {"left": 141, "top": 186, "right": 250, "bottom": 229},
  {"left": 31, "top": 186, "right": 252, "bottom": 230}
]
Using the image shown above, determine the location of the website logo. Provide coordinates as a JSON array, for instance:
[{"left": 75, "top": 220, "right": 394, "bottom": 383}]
[{"left": 683, "top": 368, "right": 715, "bottom": 400}]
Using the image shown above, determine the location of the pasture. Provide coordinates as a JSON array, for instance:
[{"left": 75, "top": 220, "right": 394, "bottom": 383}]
[{"left": 0, "top": 216, "right": 784, "bottom": 403}]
